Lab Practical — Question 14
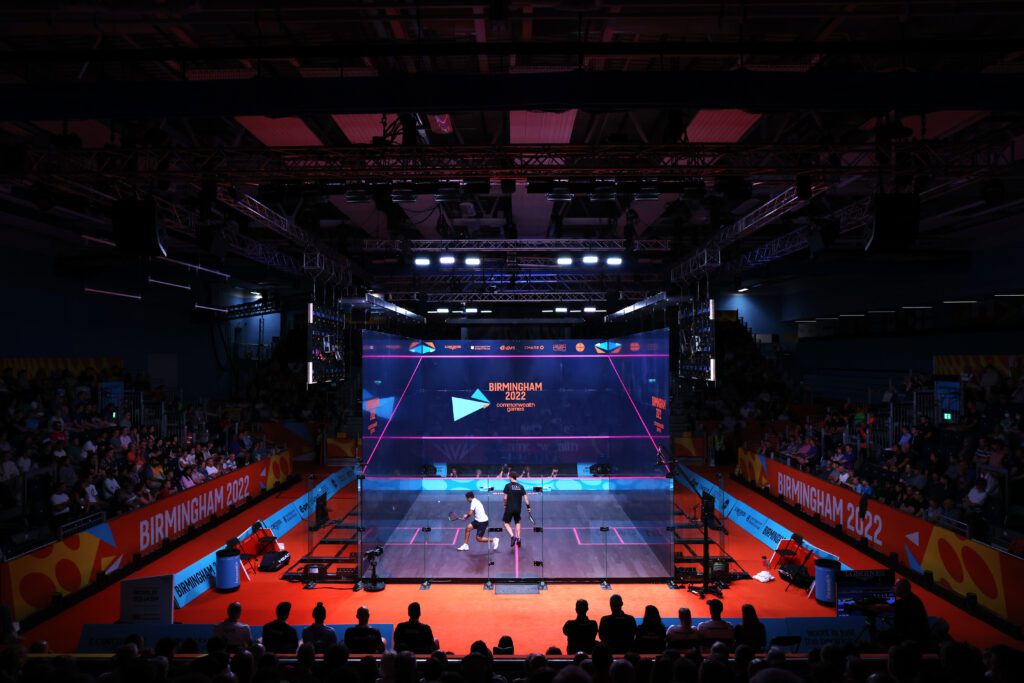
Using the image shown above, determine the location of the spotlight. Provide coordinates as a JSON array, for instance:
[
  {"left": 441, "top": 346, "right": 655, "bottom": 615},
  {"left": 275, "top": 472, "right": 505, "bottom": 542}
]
[
  {"left": 344, "top": 186, "right": 371, "bottom": 203},
  {"left": 555, "top": 307, "right": 568, "bottom": 313},
  {"left": 439, "top": 254, "right": 456, "bottom": 265},
  {"left": 390, "top": 185, "right": 417, "bottom": 203},
  {"left": 465, "top": 307, "right": 478, "bottom": 313},
  {"left": 583, "top": 306, "right": 597, "bottom": 313},
  {"left": 556, "top": 256, "right": 573, "bottom": 265},
  {"left": 414, "top": 256, "right": 431, "bottom": 267},
  {"left": 464, "top": 256, "right": 481, "bottom": 266},
  {"left": 606, "top": 255, "right": 623, "bottom": 266},
  {"left": 436, "top": 307, "right": 450, "bottom": 314},
  {"left": 545, "top": 185, "right": 574, "bottom": 202},
  {"left": 582, "top": 254, "right": 599, "bottom": 264},
  {"left": 737, "top": 287, "right": 750, "bottom": 293}
]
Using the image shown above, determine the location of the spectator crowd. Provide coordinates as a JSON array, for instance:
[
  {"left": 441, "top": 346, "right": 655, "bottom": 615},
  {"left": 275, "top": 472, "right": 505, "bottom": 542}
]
[
  {"left": 0, "top": 366, "right": 270, "bottom": 555},
  {"left": 1, "top": 592, "right": 1019, "bottom": 683}
]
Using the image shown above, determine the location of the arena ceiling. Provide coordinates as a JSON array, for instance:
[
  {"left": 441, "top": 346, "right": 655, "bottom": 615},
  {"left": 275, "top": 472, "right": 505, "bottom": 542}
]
[{"left": 0, "top": 1, "right": 1022, "bottom": 311}]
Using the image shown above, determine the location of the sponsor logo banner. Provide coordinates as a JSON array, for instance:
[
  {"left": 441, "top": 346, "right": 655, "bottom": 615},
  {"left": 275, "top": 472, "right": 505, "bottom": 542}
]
[
  {"left": 171, "top": 467, "right": 355, "bottom": 608},
  {"left": 676, "top": 465, "right": 845, "bottom": 567},
  {"left": 0, "top": 452, "right": 293, "bottom": 621},
  {"left": 736, "top": 449, "right": 1024, "bottom": 623}
]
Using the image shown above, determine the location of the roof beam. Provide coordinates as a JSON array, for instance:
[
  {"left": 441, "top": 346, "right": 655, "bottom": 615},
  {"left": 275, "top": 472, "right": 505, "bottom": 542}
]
[{"left": 3, "top": 72, "right": 1024, "bottom": 119}]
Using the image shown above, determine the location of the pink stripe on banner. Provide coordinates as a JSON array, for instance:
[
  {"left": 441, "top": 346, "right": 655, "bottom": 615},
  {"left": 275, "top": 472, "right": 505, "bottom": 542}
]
[
  {"left": 378, "top": 435, "right": 650, "bottom": 441},
  {"left": 362, "top": 356, "right": 423, "bottom": 473},
  {"left": 605, "top": 356, "right": 664, "bottom": 463},
  {"left": 363, "top": 354, "right": 668, "bottom": 359}
]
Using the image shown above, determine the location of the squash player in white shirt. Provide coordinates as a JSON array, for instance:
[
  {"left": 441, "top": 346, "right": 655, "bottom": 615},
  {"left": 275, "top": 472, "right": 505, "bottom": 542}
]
[{"left": 457, "top": 491, "right": 499, "bottom": 551}]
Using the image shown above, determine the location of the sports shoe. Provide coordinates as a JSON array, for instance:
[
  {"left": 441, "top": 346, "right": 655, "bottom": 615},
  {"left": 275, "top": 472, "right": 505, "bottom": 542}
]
[
  {"left": 516, "top": 537, "right": 522, "bottom": 548},
  {"left": 457, "top": 543, "right": 470, "bottom": 551},
  {"left": 492, "top": 537, "right": 500, "bottom": 551}
]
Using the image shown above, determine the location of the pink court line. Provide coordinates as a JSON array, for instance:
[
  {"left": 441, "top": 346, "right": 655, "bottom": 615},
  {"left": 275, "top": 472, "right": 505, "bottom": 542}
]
[
  {"left": 359, "top": 475, "right": 669, "bottom": 480},
  {"left": 362, "top": 356, "right": 423, "bottom": 473},
  {"left": 409, "top": 528, "right": 420, "bottom": 544},
  {"left": 613, "top": 527, "right": 625, "bottom": 544},
  {"left": 376, "top": 435, "right": 651, "bottom": 441},
  {"left": 606, "top": 356, "right": 666, "bottom": 470},
  {"left": 363, "top": 354, "right": 668, "bottom": 359}
]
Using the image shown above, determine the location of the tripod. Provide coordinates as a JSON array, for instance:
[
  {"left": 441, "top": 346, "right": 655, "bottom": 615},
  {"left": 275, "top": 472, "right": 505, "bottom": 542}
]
[
  {"left": 360, "top": 555, "right": 386, "bottom": 592},
  {"left": 688, "top": 493, "right": 723, "bottom": 599}
]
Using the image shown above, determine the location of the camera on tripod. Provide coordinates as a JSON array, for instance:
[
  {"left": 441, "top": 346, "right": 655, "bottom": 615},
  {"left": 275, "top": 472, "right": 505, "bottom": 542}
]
[{"left": 364, "top": 546, "right": 384, "bottom": 560}]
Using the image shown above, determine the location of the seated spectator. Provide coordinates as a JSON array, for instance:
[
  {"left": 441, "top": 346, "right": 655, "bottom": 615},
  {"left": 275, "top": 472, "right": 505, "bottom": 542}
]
[
  {"left": 212, "top": 601, "right": 252, "bottom": 653},
  {"left": 262, "top": 601, "right": 298, "bottom": 654},
  {"left": 634, "top": 605, "right": 666, "bottom": 654},
  {"left": 344, "top": 606, "right": 385, "bottom": 653},
  {"left": 493, "top": 635, "right": 514, "bottom": 655},
  {"left": 50, "top": 483, "right": 72, "bottom": 522},
  {"left": 302, "top": 602, "right": 338, "bottom": 653},
  {"left": 697, "top": 599, "right": 734, "bottom": 643},
  {"left": 563, "top": 599, "right": 598, "bottom": 654},
  {"left": 733, "top": 604, "right": 766, "bottom": 652},
  {"left": 598, "top": 594, "right": 636, "bottom": 654},
  {"left": 891, "top": 578, "right": 929, "bottom": 644},
  {"left": 394, "top": 602, "right": 437, "bottom": 654},
  {"left": 666, "top": 607, "right": 700, "bottom": 648}
]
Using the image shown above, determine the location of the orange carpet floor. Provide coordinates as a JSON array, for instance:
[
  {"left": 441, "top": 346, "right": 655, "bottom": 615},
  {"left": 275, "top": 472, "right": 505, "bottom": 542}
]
[{"left": 22, "top": 470, "right": 1021, "bottom": 653}]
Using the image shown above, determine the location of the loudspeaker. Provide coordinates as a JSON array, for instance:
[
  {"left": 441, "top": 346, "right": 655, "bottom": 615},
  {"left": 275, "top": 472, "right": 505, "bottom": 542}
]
[
  {"left": 797, "top": 175, "right": 813, "bottom": 200},
  {"left": 258, "top": 550, "right": 291, "bottom": 572},
  {"left": 865, "top": 194, "right": 919, "bottom": 253},
  {"left": 112, "top": 198, "right": 166, "bottom": 257}
]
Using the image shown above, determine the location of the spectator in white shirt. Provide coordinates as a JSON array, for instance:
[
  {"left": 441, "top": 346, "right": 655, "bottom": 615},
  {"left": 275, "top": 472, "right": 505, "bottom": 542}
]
[
  {"left": 51, "top": 483, "right": 72, "bottom": 518},
  {"left": 965, "top": 480, "right": 988, "bottom": 508},
  {"left": 102, "top": 471, "right": 121, "bottom": 499},
  {"left": 0, "top": 453, "right": 18, "bottom": 483},
  {"left": 16, "top": 453, "right": 32, "bottom": 473},
  {"left": 204, "top": 458, "right": 219, "bottom": 478}
]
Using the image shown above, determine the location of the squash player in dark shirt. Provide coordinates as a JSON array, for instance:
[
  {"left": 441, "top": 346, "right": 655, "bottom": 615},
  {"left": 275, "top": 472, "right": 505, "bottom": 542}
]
[{"left": 502, "top": 472, "right": 531, "bottom": 548}]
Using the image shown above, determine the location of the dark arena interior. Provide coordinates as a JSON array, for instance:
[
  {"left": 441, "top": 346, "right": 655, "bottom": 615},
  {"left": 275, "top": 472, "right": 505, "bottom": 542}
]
[{"left": 0, "top": 2, "right": 1023, "bottom": 682}]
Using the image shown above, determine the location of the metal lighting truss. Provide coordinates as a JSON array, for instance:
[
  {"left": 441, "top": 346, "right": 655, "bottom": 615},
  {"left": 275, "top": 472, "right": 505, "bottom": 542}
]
[
  {"left": 377, "top": 273, "right": 661, "bottom": 288},
  {"left": 23, "top": 141, "right": 1017, "bottom": 182},
  {"left": 361, "top": 238, "right": 672, "bottom": 252},
  {"left": 733, "top": 175, "right": 981, "bottom": 271},
  {"left": 410, "top": 291, "right": 631, "bottom": 303},
  {"left": 217, "top": 189, "right": 349, "bottom": 283},
  {"left": 223, "top": 299, "right": 280, "bottom": 320},
  {"left": 671, "top": 185, "right": 816, "bottom": 282},
  {"left": 604, "top": 291, "right": 671, "bottom": 322}
]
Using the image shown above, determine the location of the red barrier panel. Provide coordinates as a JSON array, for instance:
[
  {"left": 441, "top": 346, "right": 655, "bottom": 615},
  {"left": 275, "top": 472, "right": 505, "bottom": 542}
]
[
  {"left": 737, "top": 449, "right": 1024, "bottom": 624},
  {"left": 0, "top": 452, "right": 292, "bottom": 621}
]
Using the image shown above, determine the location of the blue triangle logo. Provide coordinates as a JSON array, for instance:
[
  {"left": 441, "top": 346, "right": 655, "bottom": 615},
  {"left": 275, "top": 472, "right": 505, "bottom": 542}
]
[
  {"left": 452, "top": 396, "right": 489, "bottom": 421},
  {"left": 471, "top": 389, "right": 490, "bottom": 404}
]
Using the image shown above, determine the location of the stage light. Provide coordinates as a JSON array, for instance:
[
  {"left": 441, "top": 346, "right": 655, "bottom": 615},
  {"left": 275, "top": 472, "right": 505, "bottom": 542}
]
[
  {"left": 556, "top": 256, "right": 573, "bottom": 265},
  {"left": 583, "top": 306, "right": 597, "bottom": 313},
  {"left": 582, "top": 254, "right": 599, "bottom": 264},
  {"left": 868, "top": 310, "right": 895, "bottom": 314},
  {"left": 437, "top": 307, "right": 450, "bottom": 313},
  {"left": 839, "top": 314, "right": 864, "bottom": 317},
  {"left": 464, "top": 256, "right": 481, "bottom": 266},
  {"left": 606, "top": 255, "right": 623, "bottom": 266},
  {"left": 555, "top": 307, "right": 568, "bottom": 313},
  {"left": 794, "top": 320, "right": 815, "bottom": 323},
  {"left": 902, "top": 305, "right": 932, "bottom": 310},
  {"left": 84, "top": 287, "right": 142, "bottom": 301},
  {"left": 390, "top": 185, "right": 417, "bottom": 203},
  {"left": 995, "top": 293, "right": 1024, "bottom": 297},
  {"left": 943, "top": 300, "right": 977, "bottom": 304},
  {"left": 414, "top": 256, "right": 431, "bottom": 266},
  {"left": 737, "top": 287, "right": 750, "bottom": 293},
  {"left": 481, "top": 309, "right": 492, "bottom": 314},
  {"left": 542, "top": 309, "right": 553, "bottom": 313},
  {"left": 545, "top": 186, "right": 574, "bottom": 202},
  {"left": 344, "top": 187, "right": 372, "bottom": 203},
  {"left": 465, "top": 307, "right": 478, "bottom": 313},
  {"left": 439, "top": 255, "right": 456, "bottom": 265}
]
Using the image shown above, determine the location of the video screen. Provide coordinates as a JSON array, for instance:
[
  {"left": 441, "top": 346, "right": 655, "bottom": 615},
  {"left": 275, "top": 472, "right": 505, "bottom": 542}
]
[
  {"left": 307, "top": 303, "right": 346, "bottom": 385},
  {"left": 836, "top": 569, "right": 896, "bottom": 618},
  {"left": 361, "top": 330, "right": 670, "bottom": 475}
]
